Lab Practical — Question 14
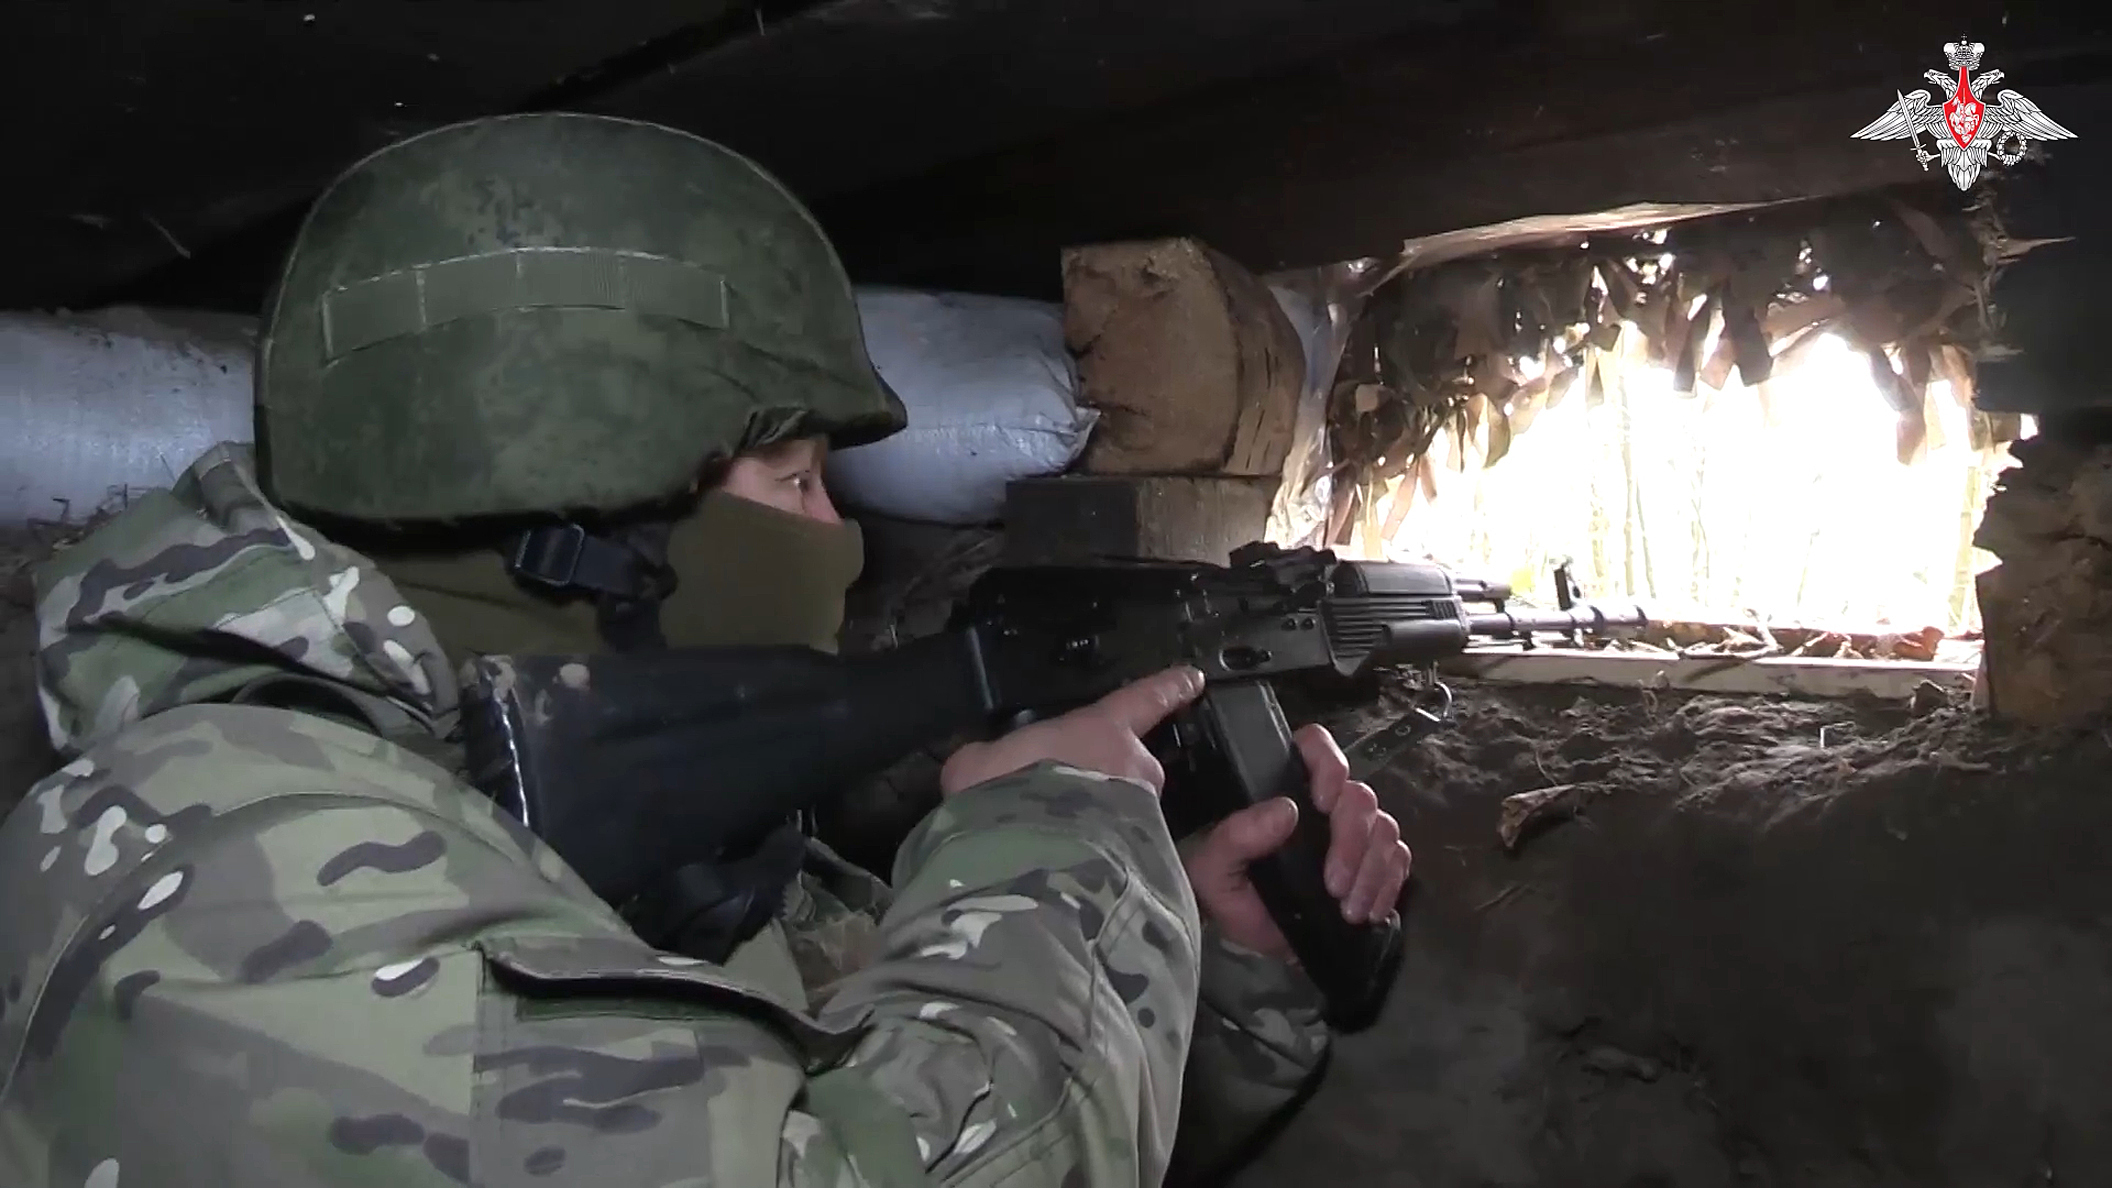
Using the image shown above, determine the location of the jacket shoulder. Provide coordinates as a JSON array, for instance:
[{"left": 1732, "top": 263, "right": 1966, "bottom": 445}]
[{"left": 0, "top": 703, "right": 864, "bottom": 1186}]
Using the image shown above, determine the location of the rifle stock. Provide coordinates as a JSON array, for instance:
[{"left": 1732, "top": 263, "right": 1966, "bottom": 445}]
[
  {"left": 461, "top": 543, "right": 1648, "bottom": 1031},
  {"left": 461, "top": 631, "right": 999, "bottom": 907}
]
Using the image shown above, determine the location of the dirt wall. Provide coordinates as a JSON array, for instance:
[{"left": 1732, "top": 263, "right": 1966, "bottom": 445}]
[{"left": 1250, "top": 678, "right": 2112, "bottom": 1188}]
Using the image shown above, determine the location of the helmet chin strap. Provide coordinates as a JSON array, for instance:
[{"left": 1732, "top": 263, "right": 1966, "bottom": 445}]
[{"left": 503, "top": 519, "right": 678, "bottom": 652}]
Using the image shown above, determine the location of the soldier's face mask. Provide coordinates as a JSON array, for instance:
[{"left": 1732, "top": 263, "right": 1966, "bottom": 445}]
[
  {"left": 372, "top": 487, "right": 861, "bottom": 662},
  {"left": 375, "top": 446, "right": 862, "bottom": 663},
  {"left": 658, "top": 488, "right": 864, "bottom": 653}
]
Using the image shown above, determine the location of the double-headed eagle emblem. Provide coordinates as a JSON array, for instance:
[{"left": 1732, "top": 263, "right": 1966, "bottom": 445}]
[{"left": 1852, "top": 39, "right": 2077, "bottom": 190}]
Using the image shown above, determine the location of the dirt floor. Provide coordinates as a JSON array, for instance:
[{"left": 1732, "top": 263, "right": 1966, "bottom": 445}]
[
  {"left": 4, "top": 519, "right": 2111, "bottom": 1187},
  {"left": 1251, "top": 675, "right": 2112, "bottom": 1188}
]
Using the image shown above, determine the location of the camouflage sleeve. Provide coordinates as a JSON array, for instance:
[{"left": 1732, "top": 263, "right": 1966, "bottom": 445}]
[
  {"left": 1166, "top": 926, "right": 1331, "bottom": 1185},
  {"left": 798, "top": 760, "right": 1205, "bottom": 1187},
  {"left": 0, "top": 711, "right": 1201, "bottom": 1188}
]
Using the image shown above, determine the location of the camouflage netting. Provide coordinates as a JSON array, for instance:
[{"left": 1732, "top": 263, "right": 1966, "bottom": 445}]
[{"left": 1320, "top": 181, "right": 2039, "bottom": 548}]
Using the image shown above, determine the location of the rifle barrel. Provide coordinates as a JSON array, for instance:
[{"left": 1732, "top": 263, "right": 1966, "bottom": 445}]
[{"left": 1372, "top": 600, "right": 1649, "bottom": 664}]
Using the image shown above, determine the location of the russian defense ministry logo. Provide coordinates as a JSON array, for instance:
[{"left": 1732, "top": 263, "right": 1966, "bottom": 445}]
[{"left": 1852, "top": 39, "right": 2077, "bottom": 189}]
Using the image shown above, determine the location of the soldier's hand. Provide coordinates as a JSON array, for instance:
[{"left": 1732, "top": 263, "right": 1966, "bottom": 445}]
[
  {"left": 1181, "top": 723, "right": 1411, "bottom": 963},
  {"left": 939, "top": 665, "right": 1206, "bottom": 796}
]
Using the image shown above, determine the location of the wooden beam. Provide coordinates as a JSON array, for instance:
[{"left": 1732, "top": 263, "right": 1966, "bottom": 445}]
[
  {"left": 584, "top": 0, "right": 1503, "bottom": 202},
  {"left": 823, "top": 85, "right": 1961, "bottom": 298},
  {"left": 31, "top": 0, "right": 2106, "bottom": 312},
  {"left": 1001, "top": 476, "right": 1278, "bottom": 565},
  {"left": 820, "top": 18, "right": 2112, "bottom": 297},
  {"left": 0, "top": 0, "right": 773, "bottom": 311},
  {"left": 1438, "top": 649, "right": 1977, "bottom": 702}
]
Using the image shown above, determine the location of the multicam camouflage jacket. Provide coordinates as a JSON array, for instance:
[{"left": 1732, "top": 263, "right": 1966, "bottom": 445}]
[{"left": 0, "top": 444, "right": 1327, "bottom": 1188}]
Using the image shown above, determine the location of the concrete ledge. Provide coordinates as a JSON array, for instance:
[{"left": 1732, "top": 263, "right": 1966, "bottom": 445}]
[{"left": 1439, "top": 649, "right": 1978, "bottom": 701}]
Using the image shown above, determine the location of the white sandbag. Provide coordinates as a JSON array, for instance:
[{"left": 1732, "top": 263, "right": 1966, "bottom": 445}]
[
  {"left": 1262, "top": 262, "right": 1378, "bottom": 546},
  {"left": 2, "top": 307, "right": 258, "bottom": 525},
  {"left": 3, "top": 292, "right": 1095, "bottom": 530},
  {"left": 831, "top": 286, "right": 1095, "bottom": 525}
]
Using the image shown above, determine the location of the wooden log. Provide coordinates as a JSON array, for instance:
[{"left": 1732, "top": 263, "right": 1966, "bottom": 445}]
[
  {"left": 1062, "top": 238, "right": 1305, "bottom": 477},
  {"left": 1001, "top": 474, "right": 1278, "bottom": 565}
]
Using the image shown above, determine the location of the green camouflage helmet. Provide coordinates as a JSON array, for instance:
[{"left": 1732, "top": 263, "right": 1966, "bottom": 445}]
[{"left": 256, "top": 112, "right": 907, "bottom": 521}]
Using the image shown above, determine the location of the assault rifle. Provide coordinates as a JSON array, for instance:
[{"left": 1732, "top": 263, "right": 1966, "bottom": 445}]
[{"left": 461, "top": 543, "right": 1647, "bottom": 1030}]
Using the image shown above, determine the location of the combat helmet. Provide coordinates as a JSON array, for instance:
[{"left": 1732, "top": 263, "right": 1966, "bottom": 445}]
[{"left": 256, "top": 112, "right": 907, "bottom": 525}]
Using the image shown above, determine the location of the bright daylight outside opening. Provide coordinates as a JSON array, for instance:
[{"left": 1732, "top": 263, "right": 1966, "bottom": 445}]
[{"left": 1325, "top": 319, "right": 2030, "bottom": 665}]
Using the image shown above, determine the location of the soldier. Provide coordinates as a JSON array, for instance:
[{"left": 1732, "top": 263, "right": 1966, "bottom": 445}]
[{"left": 0, "top": 114, "right": 1409, "bottom": 1187}]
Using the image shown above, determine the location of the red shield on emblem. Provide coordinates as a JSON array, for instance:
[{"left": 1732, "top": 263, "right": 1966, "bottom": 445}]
[{"left": 1944, "top": 71, "right": 1983, "bottom": 147}]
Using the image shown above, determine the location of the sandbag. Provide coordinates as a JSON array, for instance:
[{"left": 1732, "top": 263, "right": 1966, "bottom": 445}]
[
  {"left": 2, "top": 307, "right": 258, "bottom": 525},
  {"left": 3, "top": 293, "right": 1094, "bottom": 530},
  {"left": 1262, "top": 260, "right": 1380, "bottom": 546},
  {"left": 829, "top": 286, "right": 1095, "bottom": 525}
]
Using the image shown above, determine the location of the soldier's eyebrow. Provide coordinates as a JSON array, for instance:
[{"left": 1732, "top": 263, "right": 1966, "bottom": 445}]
[{"left": 755, "top": 439, "right": 826, "bottom": 474}]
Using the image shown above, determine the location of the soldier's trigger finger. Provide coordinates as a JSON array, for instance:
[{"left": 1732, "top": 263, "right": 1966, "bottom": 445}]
[{"left": 1092, "top": 665, "right": 1205, "bottom": 738}]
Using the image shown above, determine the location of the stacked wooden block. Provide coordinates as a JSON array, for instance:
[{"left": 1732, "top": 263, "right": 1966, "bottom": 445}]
[{"left": 1004, "top": 238, "right": 1308, "bottom": 565}]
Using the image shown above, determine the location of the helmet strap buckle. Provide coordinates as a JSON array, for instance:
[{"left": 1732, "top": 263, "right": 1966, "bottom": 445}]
[
  {"left": 508, "top": 523, "right": 592, "bottom": 590},
  {"left": 506, "top": 521, "right": 679, "bottom": 653},
  {"left": 507, "top": 522, "right": 669, "bottom": 602}
]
